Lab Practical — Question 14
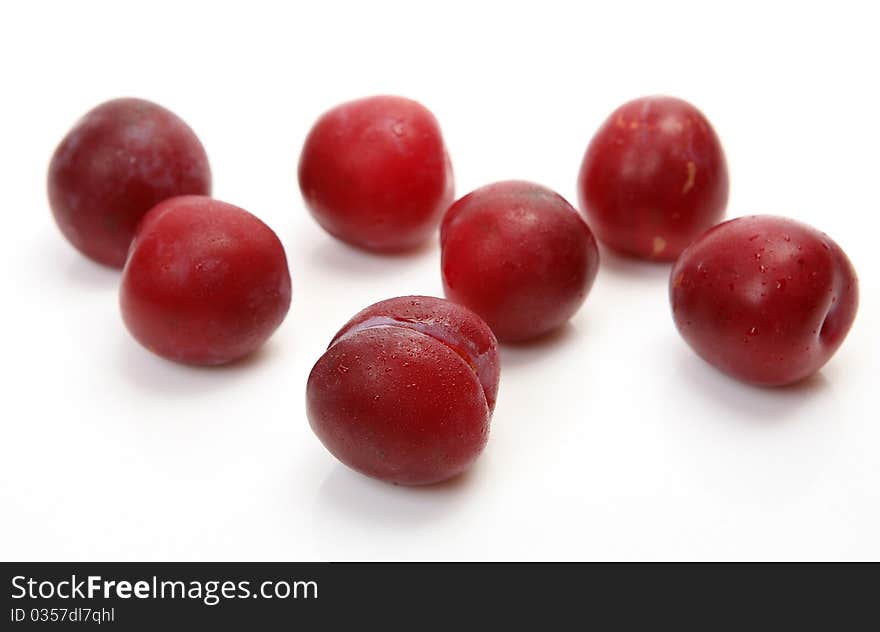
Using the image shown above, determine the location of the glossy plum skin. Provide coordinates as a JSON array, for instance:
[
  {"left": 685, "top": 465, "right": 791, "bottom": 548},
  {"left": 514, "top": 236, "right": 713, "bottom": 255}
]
[
  {"left": 298, "top": 95, "right": 454, "bottom": 252},
  {"left": 120, "top": 196, "right": 291, "bottom": 366},
  {"left": 307, "top": 296, "right": 499, "bottom": 486},
  {"left": 48, "top": 98, "right": 211, "bottom": 268},
  {"left": 670, "top": 216, "right": 858, "bottom": 386},
  {"left": 440, "top": 181, "right": 599, "bottom": 342},
  {"left": 578, "top": 96, "right": 728, "bottom": 261}
]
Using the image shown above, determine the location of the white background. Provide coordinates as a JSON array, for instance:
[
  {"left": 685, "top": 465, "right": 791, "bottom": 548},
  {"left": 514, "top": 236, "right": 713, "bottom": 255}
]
[{"left": 1, "top": 1, "right": 877, "bottom": 561}]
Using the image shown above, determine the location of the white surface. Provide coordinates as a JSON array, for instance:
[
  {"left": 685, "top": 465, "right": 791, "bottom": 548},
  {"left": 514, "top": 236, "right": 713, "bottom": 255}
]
[{"left": 1, "top": 0, "right": 878, "bottom": 561}]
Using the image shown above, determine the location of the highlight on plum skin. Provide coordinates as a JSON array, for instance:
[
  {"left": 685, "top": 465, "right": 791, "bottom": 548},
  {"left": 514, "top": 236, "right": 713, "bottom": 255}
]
[
  {"left": 578, "top": 95, "right": 728, "bottom": 261},
  {"left": 48, "top": 98, "right": 211, "bottom": 268},
  {"left": 120, "top": 196, "right": 292, "bottom": 366},
  {"left": 306, "top": 296, "right": 500, "bottom": 486},
  {"left": 669, "top": 215, "right": 858, "bottom": 386},
  {"left": 298, "top": 95, "right": 454, "bottom": 252},
  {"left": 440, "top": 180, "right": 600, "bottom": 343}
]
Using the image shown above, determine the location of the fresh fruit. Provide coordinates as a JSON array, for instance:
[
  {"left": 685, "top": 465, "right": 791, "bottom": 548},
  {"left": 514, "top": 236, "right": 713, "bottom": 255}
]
[
  {"left": 120, "top": 196, "right": 291, "bottom": 365},
  {"left": 307, "top": 296, "right": 499, "bottom": 485},
  {"left": 298, "top": 95, "right": 453, "bottom": 251},
  {"left": 670, "top": 215, "right": 858, "bottom": 386},
  {"left": 48, "top": 98, "right": 211, "bottom": 267},
  {"left": 578, "top": 96, "right": 728, "bottom": 261},
  {"left": 441, "top": 180, "right": 599, "bottom": 342}
]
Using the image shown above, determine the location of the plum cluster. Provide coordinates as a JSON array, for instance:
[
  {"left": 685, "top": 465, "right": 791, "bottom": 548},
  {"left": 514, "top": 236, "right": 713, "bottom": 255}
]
[{"left": 48, "top": 94, "right": 859, "bottom": 486}]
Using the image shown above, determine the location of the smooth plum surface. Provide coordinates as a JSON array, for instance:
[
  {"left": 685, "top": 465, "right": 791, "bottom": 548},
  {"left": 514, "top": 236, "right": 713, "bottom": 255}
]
[
  {"left": 48, "top": 98, "right": 211, "bottom": 267},
  {"left": 120, "top": 196, "right": 291, "bottom": 366},
  {"left": 441, "top": 180, "right": 599, "bottom": 342},
  {"left": 307, "top": 296, "right": 499, "bottom": 486},
  {"left": 298, "top": 95, "right": 454, "bottom": 252},
  {"left": 578, "top": 96, "right": 728, "bottom": 261},
  {"left": 670, "top": 215, "right": 858, "bottom": 386}
]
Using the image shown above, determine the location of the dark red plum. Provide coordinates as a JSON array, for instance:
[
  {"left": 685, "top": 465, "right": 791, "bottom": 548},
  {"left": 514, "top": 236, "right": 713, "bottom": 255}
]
[
  {"left": 440, "top": 181, "right": 599, "bottom": 342},
  {"left": 307, "top": 296, "right": 499, "bottom": 486},
  {"left": 49, "top": 98, "right": 211, "bottom": 267},
  {"left": 120, "top": 196, "right": 291, "bottom": 366},
  {"left": 578, "top": 96, "right": 728, "bottom": 261},
  {"left": 670, "top": 215, "right": 858, "bottom": 386},
  {"left": 298, "top": 95, "right": 454, "bottom": 252}
]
